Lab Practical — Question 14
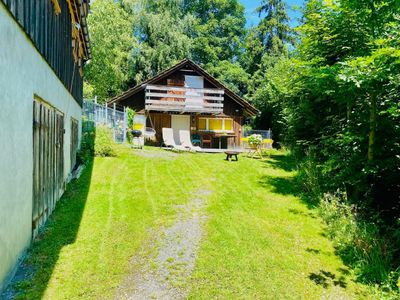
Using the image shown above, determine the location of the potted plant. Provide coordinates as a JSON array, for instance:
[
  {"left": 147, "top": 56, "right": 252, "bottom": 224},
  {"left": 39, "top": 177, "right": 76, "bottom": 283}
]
[{"left": 248, "top": 134, "right": 263, "bottom": 149}]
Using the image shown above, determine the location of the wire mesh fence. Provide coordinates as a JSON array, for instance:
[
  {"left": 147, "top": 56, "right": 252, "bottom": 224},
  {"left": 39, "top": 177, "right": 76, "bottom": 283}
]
[{"left": 82, "top": 100, "right": 127, "bottom": 143}]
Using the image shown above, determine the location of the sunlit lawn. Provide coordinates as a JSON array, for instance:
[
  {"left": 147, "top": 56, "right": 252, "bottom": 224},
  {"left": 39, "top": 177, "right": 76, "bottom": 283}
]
[{"left": 12, "top": 146, "right": 370, "bottom": 299}]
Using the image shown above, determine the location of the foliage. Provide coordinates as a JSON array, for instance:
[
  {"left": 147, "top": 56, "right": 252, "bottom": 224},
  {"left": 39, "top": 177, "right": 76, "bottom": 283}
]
[
  {"left": 126, "top": 107, "right": 135, "bottom": 129},
  {"left": 94, "top": 125, "right": 117, "bottom": 157},
  {"left": 251, "top": 57, "right": 293, "bottom": 137},
  {"left": 77, "top": 119, "right": 96, "bottom": 165},
  {"left": 242, "top": 0, "right": 293, "bottom": 132},
  {"left": 253, "top": 0, "right": 400, "bottom": 291},
  {"left": 184, "top": 0, "right": 247, "bottom": 66},
  {"left": 320, "top": 191, "right": 395, "bottom": 283},
  {"left": 206, "top": 60, "right": 250, "bottom": 96},
  {"left": 83, "top": 0, "right": 251, "bottom": 100},
  {"left": 248, "top": 134, "right": 263, "bottom": 146},
  {"left": 84, "top": 0, "right": 135, "bottom": 103},
  {"left": 243, "top": 0, "right": 293, "bottom": 75},
  {"left": 124, "top": 0, "right": 195, "bottom": 83}
]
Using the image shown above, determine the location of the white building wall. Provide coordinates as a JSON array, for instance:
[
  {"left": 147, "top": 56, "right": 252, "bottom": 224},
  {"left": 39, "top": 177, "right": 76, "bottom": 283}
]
[{"left": 0, "top": 3, "right": 82, "bottom": 289}]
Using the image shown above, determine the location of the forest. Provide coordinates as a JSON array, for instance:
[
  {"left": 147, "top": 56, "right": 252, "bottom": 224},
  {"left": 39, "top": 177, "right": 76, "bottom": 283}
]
[{"left": 84, "top": 0, "right": 400, "bottom": 295}]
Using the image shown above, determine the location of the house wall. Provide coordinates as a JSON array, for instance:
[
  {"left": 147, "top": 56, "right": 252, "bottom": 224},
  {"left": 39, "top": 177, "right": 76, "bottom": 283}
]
[
  {"left": 0, "top": 0, "right": 85, "bottom": 103},
  {"left": 0, "top": 3, "right": 81, "bottom": 290}
]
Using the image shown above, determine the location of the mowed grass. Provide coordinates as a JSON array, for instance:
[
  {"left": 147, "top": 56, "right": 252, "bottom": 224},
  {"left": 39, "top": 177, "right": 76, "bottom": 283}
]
[{"left": 12, "top": 147, "right": 370, "bottom": 299}]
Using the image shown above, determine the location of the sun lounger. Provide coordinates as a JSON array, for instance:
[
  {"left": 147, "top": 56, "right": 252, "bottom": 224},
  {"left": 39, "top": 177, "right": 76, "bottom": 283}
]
[
  {"left": 179, "top": 130, "right": 202, "bottom": 152},
  {"left": 162, "top": 128, "right": 188, "bottom": 152}
]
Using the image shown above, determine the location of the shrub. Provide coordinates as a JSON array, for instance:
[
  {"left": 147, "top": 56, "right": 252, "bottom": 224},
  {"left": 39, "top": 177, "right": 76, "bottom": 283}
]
[
  {"left": 94, "top": 125, "right": 117, "bottom": 157},
  {"left": 77, "top": 120, "right": 96, "bottom": 164},
  {"left": 320, "top": 191, "right": 399, "bottom": 295},
  {"left": 127, "top": 107, "right": 135, "bottom": 129},
  {"left": 296, "top": 150, "right": 322, "bottom": 204}
]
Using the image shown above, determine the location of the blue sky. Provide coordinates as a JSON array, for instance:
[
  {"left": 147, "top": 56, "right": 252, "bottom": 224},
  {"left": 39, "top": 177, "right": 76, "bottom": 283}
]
[{"left": 240, "top": 0, "right": 304, "bottom": 28}]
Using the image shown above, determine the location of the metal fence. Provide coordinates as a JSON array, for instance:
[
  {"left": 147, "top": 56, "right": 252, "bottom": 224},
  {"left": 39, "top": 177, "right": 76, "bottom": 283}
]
[
  {"left": 82, "top": 99, "right": 127, "bottom": 143},
  {"left": 243, "top": 129, "right": 273, "bottom": 139}
]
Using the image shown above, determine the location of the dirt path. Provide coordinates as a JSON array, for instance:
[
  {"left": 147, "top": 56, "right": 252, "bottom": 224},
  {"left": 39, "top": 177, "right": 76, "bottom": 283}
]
[{"left": 116, "top": 189, "right": 211, "bottom": 300}]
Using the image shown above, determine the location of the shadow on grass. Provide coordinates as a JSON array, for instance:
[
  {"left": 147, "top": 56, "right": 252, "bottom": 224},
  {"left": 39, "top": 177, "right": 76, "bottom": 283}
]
[
  {"left": 308, "top": 270, "right": 347, "bottom": 289},
  {"left": 262, "top": 153, "right": 297, "bottom": 172},
  {"left": 5, "top": 158, "right": 94, "bottom": 299},
  {"left": 259, "top": 176, "right": 300, "bottom": 196},
  {"left": 2, "top": 125, "right": 95, "bottom": 300},
  {"left": 258, "top": 154, "right": 318, "bottom": 209}
]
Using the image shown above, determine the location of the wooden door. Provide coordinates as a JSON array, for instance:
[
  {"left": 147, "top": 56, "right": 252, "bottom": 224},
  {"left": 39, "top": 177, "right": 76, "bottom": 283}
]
[
  {"left": 171, "top": 115, "right": 190, "bottom": 144},
  {"left": 32, "top": 99, "right": 64, "bottom": 237},
  {"left": 147, "top": 113, "right": 171, "bottom": 144}
]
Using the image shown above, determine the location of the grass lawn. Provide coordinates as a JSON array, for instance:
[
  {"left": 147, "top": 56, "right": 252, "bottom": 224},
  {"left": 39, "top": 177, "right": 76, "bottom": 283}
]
[{"left": 10, "top": 146, "right": 371, "bottom": 299}]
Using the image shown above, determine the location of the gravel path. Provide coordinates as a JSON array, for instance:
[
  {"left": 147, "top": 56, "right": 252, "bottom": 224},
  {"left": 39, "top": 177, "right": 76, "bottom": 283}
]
[{"left": 116, "top": 189, "right": 211, "bottom": 300}]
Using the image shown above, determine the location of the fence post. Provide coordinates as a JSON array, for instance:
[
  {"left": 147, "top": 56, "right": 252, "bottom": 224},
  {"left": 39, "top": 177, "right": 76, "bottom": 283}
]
[
  {"left": 105, "top": 103, "right": 108, "bottom": 125},
  {"left": 94, "top": 96, "right": 97, "bottom": 122},
  {"left": 113, "top": 103, "right": 116, "bottom": 127},
  {"left": 123, "top": 106, "right": 127, "bottom": 143},
  {"left": 112, "top": 103, "right": 116, "bottom": 142}
]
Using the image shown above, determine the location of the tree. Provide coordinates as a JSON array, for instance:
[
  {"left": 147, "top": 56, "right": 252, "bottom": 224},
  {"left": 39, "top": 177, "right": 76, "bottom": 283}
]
[
  {"left": 242, "top": 0, "right": 293, "bottom": 75},
  {"left": 184, "top": 0, "right": 247, "bottom": 66},
  {"left": 123, "top": 0, "right": 195, "bottom": 83},
  {"left": 257, "top": 0, "right": 293, "bottom": 54},
  {"left": 207, "top": 60, "right": 250, "bottom": 96},
  {"left": 278, "top": 0, "right": 400, "bottom": 221},
  {"left": 84, "top": 0, "right": 136, "bottom": 102},
  {"left": 241, "top": 1, "right": 293, "bottom": 135}
]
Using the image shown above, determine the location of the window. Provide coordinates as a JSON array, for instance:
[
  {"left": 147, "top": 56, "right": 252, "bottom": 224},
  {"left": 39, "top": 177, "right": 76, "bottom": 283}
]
[
  {"left": 198, "top": 118, "right": 207, "bottom": 130},
  {"left": 209, "top": 119, "right": 223, "bottom": 131},
  {"left": 198, "top": 118, "right": 234, "bottom": 132},
  {"left": 225, "top": 119, "right": 233, "bottom": 131}
]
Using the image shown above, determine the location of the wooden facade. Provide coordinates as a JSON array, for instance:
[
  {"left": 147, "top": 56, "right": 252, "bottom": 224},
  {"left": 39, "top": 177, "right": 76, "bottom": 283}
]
[
  {"left": 108, "top": 59, "right": 259, "bottom": 148},
  {"left": 1, "top": 0, "right": 91, "bottom": 105}
]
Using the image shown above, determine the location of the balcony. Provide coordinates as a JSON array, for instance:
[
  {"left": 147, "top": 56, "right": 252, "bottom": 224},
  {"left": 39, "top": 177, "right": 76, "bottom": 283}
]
[{"left": 145, "top": 84, "right": 224, "bottom": 114}]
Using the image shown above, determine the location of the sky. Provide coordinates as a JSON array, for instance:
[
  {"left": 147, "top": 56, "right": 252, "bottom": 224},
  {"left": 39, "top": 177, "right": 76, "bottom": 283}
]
[{"left": 240, "top": 0, "right": 304, "bottom": 28}]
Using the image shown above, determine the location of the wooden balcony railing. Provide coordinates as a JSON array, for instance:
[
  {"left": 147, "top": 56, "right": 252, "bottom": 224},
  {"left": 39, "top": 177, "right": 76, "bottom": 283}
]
[{"left": 145, "top": 85, "right": 224, "bottom": 114}]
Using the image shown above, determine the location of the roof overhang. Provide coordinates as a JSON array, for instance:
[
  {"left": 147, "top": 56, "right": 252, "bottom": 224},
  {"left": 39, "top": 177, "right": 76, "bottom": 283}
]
[{"left": 69, "top": 0, "right": 92, "bottom": 61}]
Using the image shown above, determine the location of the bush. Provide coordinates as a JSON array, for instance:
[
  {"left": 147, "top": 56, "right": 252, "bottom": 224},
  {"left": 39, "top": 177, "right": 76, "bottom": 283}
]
[
  {"left": 320, "top": 191, "right": 399, "bottom": 295},
  {"left": 77, "top": 120, "right": 96, "bottom": 164},
  {"left": 94, "top": 125, "right": 117, "bottom": 157},
  {"left": 296, "top": 150, "right": 322, "bottom": 204}
]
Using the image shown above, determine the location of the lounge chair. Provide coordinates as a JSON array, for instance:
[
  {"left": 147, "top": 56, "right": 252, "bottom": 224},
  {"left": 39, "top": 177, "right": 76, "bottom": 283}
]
[
  {"left": 162, "top": 128, "right": 188, "bottom": 152},
  {"left": 179, "top": 130, "right": 202, "bottom": 152}
]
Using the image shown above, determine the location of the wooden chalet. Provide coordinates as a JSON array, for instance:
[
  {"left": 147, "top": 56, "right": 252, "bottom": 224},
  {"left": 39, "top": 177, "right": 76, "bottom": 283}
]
[{"left": 108, "top": 59, "right": 259, "bottom": 149}]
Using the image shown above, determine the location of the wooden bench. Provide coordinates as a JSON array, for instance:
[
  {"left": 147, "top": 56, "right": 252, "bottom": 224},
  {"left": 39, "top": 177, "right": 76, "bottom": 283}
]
[{"left": 225, "top": 151, "right": 239, "bottom": 161}]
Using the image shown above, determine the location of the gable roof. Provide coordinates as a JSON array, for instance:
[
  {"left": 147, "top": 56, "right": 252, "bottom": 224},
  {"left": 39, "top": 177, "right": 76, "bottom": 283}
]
[{"left": 107, "top": 59, "right": 259, "bottom": 116}]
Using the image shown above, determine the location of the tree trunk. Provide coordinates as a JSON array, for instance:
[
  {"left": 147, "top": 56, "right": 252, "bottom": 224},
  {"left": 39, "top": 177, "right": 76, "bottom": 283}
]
[{"left": 367, "top": 93, "right": 376, "bottom": 162}]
